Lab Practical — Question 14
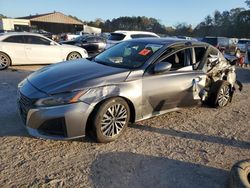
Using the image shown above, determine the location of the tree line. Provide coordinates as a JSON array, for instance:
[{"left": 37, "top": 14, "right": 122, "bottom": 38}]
[
  {"left": 1, "top": 1, "right": 249, "bottom": 38},
  {"left": 86, "top": 1, "right": 250, "bottom": 38}
]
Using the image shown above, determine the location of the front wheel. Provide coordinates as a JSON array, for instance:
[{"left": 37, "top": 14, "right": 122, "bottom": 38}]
[
  {"left": 93, "top": 98, "right": 130, "bottom": 143},
  {"left": 208, "top": 80, "right": 232, "bottom": 108},
  {"left": 67, "top": 52, "right": 82, "bottom": 60}
]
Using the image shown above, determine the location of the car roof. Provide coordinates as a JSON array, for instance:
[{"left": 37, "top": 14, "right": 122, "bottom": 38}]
[
  {"left": 0, "top": 32, "right": 45, "bottom": 38},
  {"left": 126, "top": 37, "right": 208, "bottom": 47},
  {"left": 113, "top": 30, "right": 159, "bottom": 36}
]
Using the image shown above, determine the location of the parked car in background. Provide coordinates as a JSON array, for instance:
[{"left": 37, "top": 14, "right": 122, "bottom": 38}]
[
  {"left": 201, "top": 36, "right": 240, "bottom": 56},
  {"left": 0, "top": 32, "right": 88, "bottom": 70},
  {"left": 30, "top": 29, "right": 53, "bottom": 39},
  {"left": 237, "top": 39, "right": 250, "bottom": 53},
  {"left": 18, "top": 38, "right": 239, "bottom": 143},
  {"left": 60, "top": 31, "right": 91, "bottom": 41},
  {"left": 60, "top": 35, "right": 106, "bottom": 57},
  {"left": 105, "top": 30, "right": 160, "bottom": 49}
]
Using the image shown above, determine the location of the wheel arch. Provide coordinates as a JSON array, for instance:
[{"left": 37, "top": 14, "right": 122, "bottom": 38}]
[
  {"left": 85, "top": 96, "right": 136, "bottom": 134},
  {"left": 0, "top": 51, "right": 12, "bottom": 66}
]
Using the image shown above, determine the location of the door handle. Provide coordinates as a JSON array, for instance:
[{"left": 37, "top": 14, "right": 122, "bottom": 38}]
[{"left": 25, "top": 47, "right": 31, "bottom": 50}]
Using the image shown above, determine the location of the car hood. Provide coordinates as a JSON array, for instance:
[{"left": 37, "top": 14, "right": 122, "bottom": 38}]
[{"left": 27, "top": 59, "right": 130, "bottom": 94}]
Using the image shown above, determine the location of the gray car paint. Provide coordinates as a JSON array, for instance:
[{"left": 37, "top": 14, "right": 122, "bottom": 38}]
[{"left": 18, "top": 39, "right": 237, "bottom": 139}]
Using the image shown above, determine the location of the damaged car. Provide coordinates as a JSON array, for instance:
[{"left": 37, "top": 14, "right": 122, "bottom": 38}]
[{"left": 17, "top": 38, "right": 241, "bottom": 143}]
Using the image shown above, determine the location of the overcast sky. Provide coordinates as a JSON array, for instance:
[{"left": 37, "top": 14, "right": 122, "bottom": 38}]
[{"left": 0, "top": 0, "right": 248, "bottom": 27}]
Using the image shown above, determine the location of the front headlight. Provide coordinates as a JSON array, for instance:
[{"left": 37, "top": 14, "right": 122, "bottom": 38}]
[{"left": 35, "top": 90, "right": 87, "bottom": 107}]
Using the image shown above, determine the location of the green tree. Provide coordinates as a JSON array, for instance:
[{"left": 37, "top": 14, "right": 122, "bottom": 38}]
[
  {"left": 245, "top": 0, "right": 250, "bottom": 8},
  {"left": 0, "top": 14, "right": 7, "bottom": 19}
]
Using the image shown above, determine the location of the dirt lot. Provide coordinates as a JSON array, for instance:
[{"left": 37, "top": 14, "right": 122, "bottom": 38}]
[{"left": 0, "top": 66, "right": 249, "bottom": 188}]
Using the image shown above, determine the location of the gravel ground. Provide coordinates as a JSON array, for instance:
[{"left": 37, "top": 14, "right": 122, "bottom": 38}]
[{"left": 0, "top": 66, "right": 249, "bottom": 188}]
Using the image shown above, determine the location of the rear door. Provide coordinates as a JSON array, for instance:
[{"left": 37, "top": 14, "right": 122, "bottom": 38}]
[
  {"left": 23, "top": 35, "right": 62, "bottom": 64},
  {"left": 142, "top": 46, "right": 207, "bottom": 117},
  {"left": 1, "top": 35, "right": 27, "bottom": 64}
]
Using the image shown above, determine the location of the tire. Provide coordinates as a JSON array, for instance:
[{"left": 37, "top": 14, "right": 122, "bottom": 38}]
[
  {"left": 67, "top": 52, "right": 82, "bottom": 60},
  {"left": 93, "top": 97, "right": 130, "bottom": 143},
  {"left": 0, "top": 52, "right": 11, "bottom": 70},
  {"left": 207, "top": 80, "right": 232, "bottom": 108},
  {"left": 229, "top": 159, "right": 250, "bottom": 188}
]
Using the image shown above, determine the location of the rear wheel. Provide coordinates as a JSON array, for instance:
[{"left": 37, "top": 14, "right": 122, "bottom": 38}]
[
  {"left": 93, "top": 98, "right": 130, "bottom": 143},
  {"left": 0, "top": 52, "right": 11, "bottom": 70},
  {"left": 67, "top": 52, "right": 82, "bottom": 60},
  {"left": 208, "top": 80, "right": 232, "bottom": 108}
]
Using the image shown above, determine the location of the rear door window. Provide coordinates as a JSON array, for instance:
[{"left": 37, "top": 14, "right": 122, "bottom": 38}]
[
  {"left": 23, "top": 36, "right": 51, "bottom": 45},
  {"left": 108, "top": 33, "right": 126, "bottom": 41},
  {"left": 3, "top": 35, "right": 24, "bottom": 43},
  {"left": 131, "top": 34, "right": 157, "bottom": 39}
]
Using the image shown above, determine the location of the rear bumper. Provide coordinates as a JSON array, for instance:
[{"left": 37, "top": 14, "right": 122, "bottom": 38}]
[{"left": 19, "top": 102, "right": 94, "bottom": 140}]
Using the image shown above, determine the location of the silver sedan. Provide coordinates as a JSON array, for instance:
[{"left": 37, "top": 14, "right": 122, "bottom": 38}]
[{"left": 18, "top": 38, "right": 239, "bottom": 143}]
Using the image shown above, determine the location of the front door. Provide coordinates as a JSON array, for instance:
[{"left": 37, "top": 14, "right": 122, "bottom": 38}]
[
  {"left": 142, "top": 47, "right": 206, "bottom": 118},
  {"left": 23, "top": 35, "right": 62, "bottom": 64}
]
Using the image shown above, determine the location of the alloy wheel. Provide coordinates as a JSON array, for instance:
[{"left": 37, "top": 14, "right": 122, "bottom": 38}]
[
  {"left": 0, "top": 54, "right": 10, "bottom": 70},
  {"left": 100, "top": 104, "right": 128, "bottom": 137},
  {"left": 218, "top": 85, "right": 230, "bottom": 107},
  {"left": 68, "top": 52, "right": 81, "bottom": 60}
]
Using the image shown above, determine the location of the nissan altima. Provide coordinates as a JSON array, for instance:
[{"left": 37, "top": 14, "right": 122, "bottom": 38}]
[
  {"left": 18, "top": 38, "right": 239, "bottom": 143},
  {"left": 0, "top": 32, "right": 88, "bottom": 70}
]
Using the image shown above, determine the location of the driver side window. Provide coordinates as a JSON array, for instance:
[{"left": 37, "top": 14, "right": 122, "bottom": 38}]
[{"left": 160, "top": 48, "right": 192, "bottom": 71}]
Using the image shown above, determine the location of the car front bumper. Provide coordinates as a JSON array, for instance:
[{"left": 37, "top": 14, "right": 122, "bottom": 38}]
[{"left": 19, "top": 101, "right": 94, "bottom": 140}]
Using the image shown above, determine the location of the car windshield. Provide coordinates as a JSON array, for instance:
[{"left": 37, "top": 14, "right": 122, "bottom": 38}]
[
  {"left": 108, "top": 33, "right": 126, "bottom": 41},
  {"left": 74, "top": 35, "right": 89, "bottom": 41},
  {"left": 238, "top": 40, "right": 250, "bottom": 44},
  {"left": 94, "top": 41, "right": 163, "bottom": 69}
]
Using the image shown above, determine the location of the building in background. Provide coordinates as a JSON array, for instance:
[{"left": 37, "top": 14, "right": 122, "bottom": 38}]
[
  {"left": 0, "top": 18, "right": 30, "bottom": 32},
  {"left": 18, "top": 12, "right": 84, "bottom": 34}
]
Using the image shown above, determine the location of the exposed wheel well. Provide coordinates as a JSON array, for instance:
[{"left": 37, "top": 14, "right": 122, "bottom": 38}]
[
  {"left": 85, "top": 96, "right": 136, "bottom": 134},
  {"left": 0, "top": 51, "right": 12, "bottom": 66}
]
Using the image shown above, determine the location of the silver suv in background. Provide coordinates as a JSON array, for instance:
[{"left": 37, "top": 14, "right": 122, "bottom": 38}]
[
  {"left": 105, "top": 30, "right": 160, "bottom": 49},
  {"left": 237, "top": 39, "right": 250, "bottom": 53}
]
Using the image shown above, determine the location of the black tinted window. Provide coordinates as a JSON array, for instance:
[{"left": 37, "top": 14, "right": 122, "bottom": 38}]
[
  {"left": 23, "top": 36, "right": 51, "bottom": 45},
  {"left": 3, "top": 36, "right": 24, "bottom": 43},
  {"left": 131, "top": 34, "right": 157, "bottom": 39},
  {"left": 195, "top": 47, "right": 206, "bottom": 63},
  {"left": 202, "top": 38, "right": 218, "bottom": 46},
  {"left": 108, "top": 33, "right": 126, "bottom": 41},
  {"left": 238, "top": 40, "right": 250, "bottom": 44}
]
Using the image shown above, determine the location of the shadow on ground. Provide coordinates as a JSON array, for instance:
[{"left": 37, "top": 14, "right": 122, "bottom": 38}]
[
  {"left": 130, "top": 124, "right": 250, "bottom": 150},
  {"left": 236, "top": 67, "right": 250, "bottom": 84},
  {"left": 90, "top": 152, "right": 229, "bottom": 188}
]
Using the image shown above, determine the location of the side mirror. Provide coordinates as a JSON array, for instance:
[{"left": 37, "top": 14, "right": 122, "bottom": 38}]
[{"left": 154, "top": 61, "right": 172, "bottom": 73}]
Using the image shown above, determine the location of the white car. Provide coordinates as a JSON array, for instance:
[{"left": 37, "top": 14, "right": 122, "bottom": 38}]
[
  {"left": 237, "top": 39, "right": 250, "bottom": 53},
  {"left": 105, "top": 30, "right": 160, "bottom": 49},
  {"left": 0, "top": 32, "right": 88, "bottom": 70}
]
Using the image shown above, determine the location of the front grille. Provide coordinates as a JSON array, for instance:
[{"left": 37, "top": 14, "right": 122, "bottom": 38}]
[
  {"left": 18, "top": 92, "right": 35, "bottom": 124},
  {"left": 38, "top": 118, "right": 67, "bottom": 137}
]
